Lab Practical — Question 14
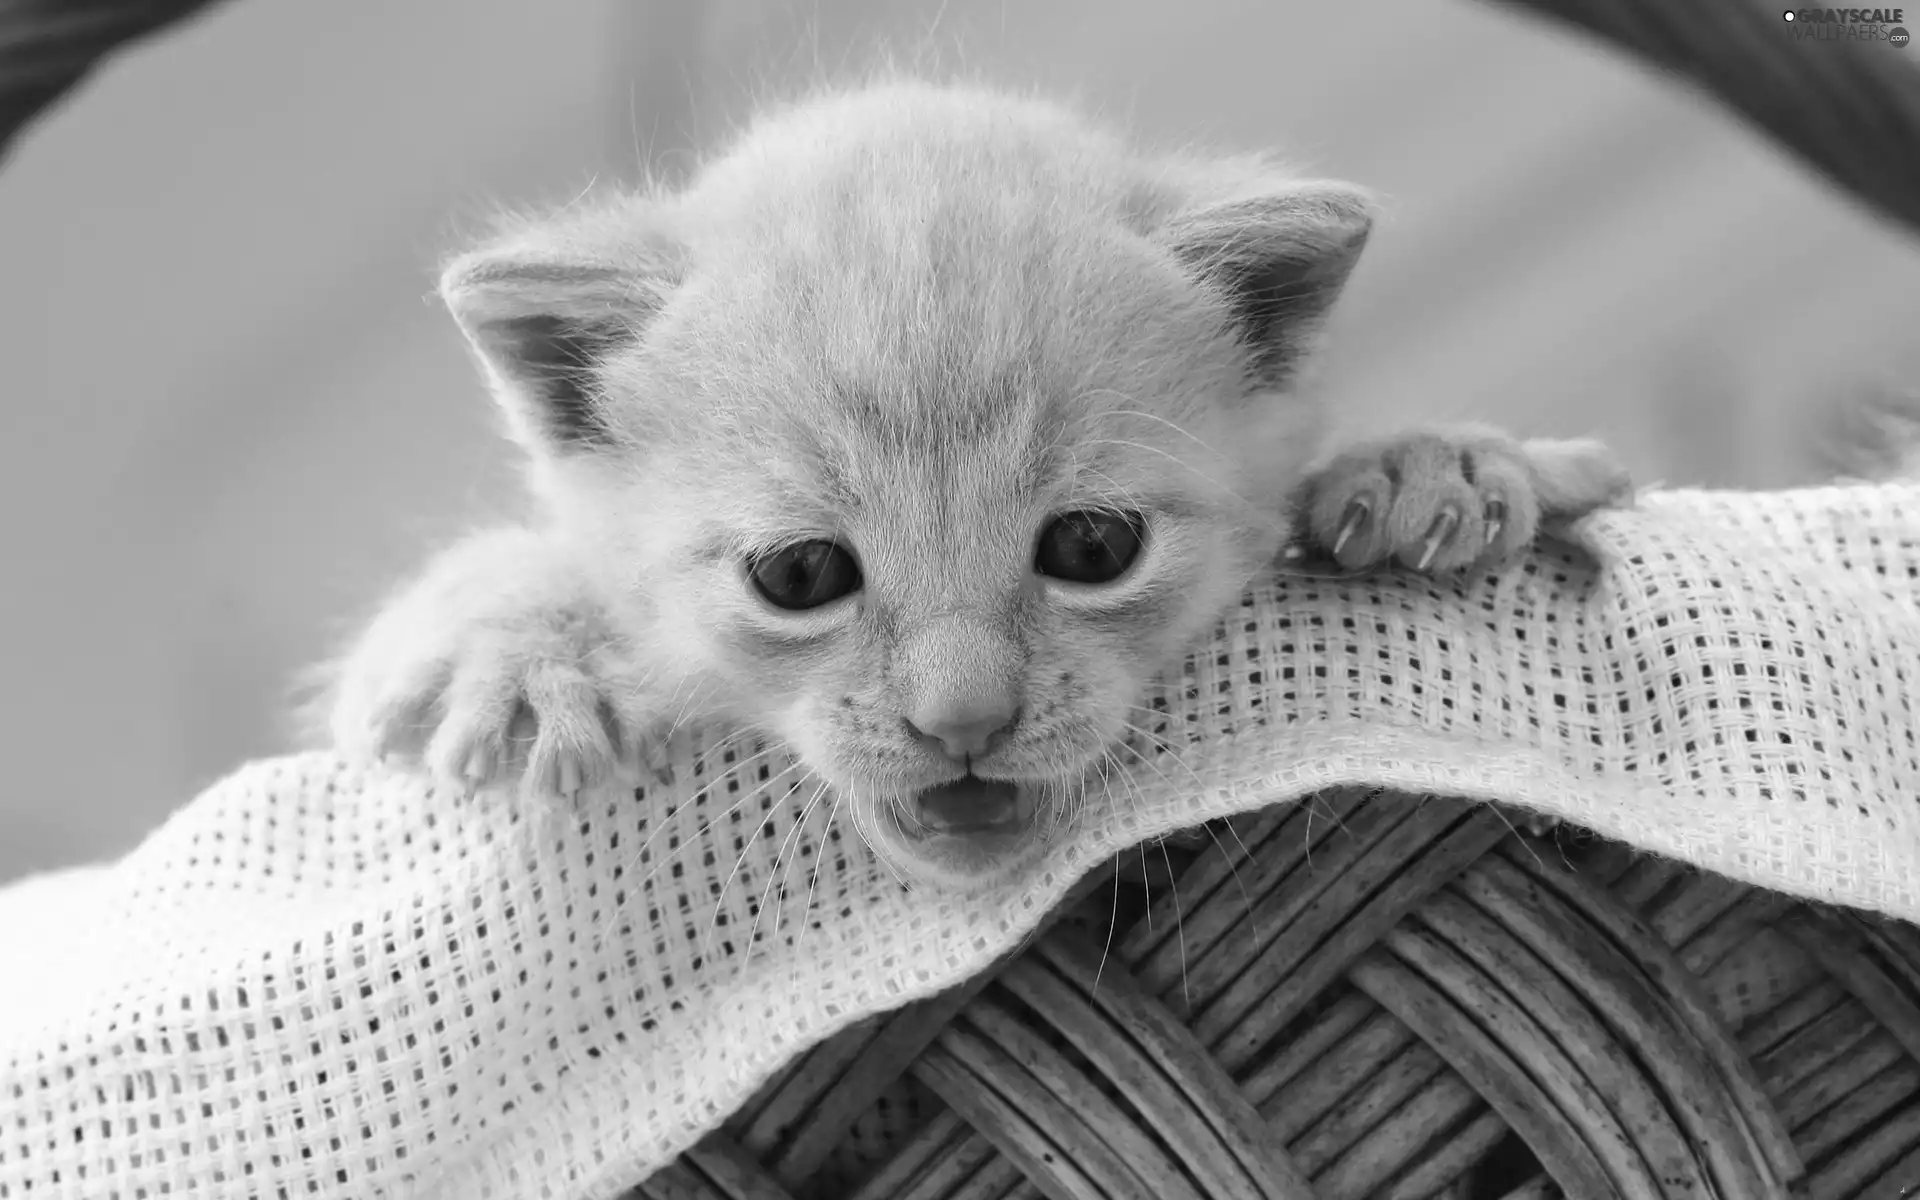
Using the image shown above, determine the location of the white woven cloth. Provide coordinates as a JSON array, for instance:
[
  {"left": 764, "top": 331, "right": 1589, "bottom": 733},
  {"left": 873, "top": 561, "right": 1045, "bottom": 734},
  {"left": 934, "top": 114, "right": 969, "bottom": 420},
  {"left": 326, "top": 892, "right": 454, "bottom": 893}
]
[{"left": 3, "top": 482, "right": 1918, "bottom": 1199}]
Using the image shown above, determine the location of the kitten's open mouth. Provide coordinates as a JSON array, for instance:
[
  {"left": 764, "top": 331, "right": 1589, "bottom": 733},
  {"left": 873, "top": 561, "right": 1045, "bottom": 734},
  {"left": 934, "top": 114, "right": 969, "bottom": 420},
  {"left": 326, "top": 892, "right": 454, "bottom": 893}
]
[
  {"left": 906, "top": 776, "right": 1035, "bottom": 849},
  {"left": 875, "top": 774, "right": 1069, "bottom": 890}
]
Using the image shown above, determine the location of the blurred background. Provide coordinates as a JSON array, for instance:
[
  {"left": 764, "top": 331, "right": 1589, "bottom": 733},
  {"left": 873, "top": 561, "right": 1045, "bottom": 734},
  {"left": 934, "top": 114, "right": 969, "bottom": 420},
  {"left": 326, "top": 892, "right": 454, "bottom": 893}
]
[{"left": 0, "top": 0, "right": 1915, "bottom": 885}]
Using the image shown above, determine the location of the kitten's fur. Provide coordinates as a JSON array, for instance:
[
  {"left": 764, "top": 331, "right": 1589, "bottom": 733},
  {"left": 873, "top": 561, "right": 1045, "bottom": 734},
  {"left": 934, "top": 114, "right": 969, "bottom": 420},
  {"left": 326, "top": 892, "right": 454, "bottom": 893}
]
[{"left": 320, "top": 78, "right": 1630, "bottom": 892}]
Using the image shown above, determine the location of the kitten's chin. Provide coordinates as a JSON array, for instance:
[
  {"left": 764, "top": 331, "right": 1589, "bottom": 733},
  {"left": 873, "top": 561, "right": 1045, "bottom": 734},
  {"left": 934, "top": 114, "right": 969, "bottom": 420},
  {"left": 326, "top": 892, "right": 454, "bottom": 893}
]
[{"left": 868, "top": 778, "right": 1054, "bottom": 894}]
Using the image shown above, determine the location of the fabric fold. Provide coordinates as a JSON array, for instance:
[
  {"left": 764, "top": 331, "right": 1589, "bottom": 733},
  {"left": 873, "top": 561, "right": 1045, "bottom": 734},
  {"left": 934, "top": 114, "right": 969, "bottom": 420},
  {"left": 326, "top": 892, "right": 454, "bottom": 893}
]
[{"left": 3, "top": 482, "right": 1915, "bottom": 1199}]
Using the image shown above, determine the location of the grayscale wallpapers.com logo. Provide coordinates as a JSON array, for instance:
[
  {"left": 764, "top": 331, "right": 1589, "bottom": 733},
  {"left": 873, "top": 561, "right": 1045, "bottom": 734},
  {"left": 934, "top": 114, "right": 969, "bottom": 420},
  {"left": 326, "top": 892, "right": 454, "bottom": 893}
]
[{"left": 1782, "top": 7, "right": 1911, "bottom": 45}]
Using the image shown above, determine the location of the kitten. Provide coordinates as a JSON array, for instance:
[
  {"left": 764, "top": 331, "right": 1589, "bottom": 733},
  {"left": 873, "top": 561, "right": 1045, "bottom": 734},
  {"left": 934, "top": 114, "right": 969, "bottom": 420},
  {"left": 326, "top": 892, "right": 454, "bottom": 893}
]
[{"left": 320, "top": 78, "right": 1630, "bottom": 892}]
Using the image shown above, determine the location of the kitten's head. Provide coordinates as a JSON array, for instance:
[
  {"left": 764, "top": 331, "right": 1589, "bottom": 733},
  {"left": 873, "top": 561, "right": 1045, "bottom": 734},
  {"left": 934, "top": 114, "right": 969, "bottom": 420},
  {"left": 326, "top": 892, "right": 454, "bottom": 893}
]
[{"left": 441, "top": 80, "right": 1373, "bottom": 891}]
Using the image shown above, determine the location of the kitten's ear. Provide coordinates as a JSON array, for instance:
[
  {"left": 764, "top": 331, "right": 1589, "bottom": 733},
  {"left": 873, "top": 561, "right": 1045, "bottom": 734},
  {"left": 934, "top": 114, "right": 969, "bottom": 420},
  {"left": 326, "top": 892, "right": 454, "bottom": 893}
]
[
  {"left": 1160, "top": 181, "right": 1374, "bottom": 388},
  {"left": 439, "top": 221, "right": 683, "bottom": 452}
]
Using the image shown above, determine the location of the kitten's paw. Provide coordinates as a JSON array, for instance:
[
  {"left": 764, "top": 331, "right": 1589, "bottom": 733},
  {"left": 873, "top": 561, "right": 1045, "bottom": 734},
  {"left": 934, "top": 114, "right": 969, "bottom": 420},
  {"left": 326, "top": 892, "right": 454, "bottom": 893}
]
[
  {"left": 328, "top": 610, "right": 666, "bottom": 804},
  {"left": 420, "top": 647, "right": 634, "bottom": 804},
  {"left": 1296, "top": 428, "right": 1631, "bottom": 574}
]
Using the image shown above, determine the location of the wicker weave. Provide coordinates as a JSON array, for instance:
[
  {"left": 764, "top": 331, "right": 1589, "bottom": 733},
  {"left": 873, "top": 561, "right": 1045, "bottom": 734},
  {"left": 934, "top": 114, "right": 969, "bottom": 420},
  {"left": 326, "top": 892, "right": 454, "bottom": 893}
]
[{"left": 639, "top": 790, "right": 1920, "bottom": 1200}]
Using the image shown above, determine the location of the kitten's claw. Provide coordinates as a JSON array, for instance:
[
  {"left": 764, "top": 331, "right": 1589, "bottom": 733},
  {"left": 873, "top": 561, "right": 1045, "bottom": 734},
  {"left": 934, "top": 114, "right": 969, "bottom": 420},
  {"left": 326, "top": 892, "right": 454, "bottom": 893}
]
[
  {"left": 463, "top": 744, "right": 495, "bottom": 789},
  {"left": 1295, "top": 427, "right": 1631, "bottom": 575},
  {"left": 1483, "top": 500, "right": 1507, "bottom": 549},
  {"left": 1415, "top": 507, "right": 1461, "bottom": 571},
  {"left": 1332, "top": 498, "right": 1370, "bottom": 558}
]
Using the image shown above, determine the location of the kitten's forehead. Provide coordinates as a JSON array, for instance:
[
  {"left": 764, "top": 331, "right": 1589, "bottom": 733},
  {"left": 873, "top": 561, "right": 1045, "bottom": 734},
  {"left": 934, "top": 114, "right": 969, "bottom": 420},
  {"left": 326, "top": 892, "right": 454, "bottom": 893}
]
[
  {"left": 718, "top": 369, "right": 1225, "bottom": 540},
  {"left": 779, "top": 364, "right": 1066, "bottom": 524},
  {"left": 821, "top": 359, "right": 1056, "bottom": 460},
  {"left": 667, "top": 197, "right": 1241, "bottom": 477}
]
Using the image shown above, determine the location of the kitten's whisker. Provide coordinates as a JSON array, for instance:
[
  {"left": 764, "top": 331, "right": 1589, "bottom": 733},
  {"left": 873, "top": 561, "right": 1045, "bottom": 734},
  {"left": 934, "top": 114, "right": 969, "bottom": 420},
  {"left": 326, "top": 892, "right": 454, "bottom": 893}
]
[
  {"left": 664, "top": 726, "right": 763, "bottom": 786},
  {"left": 696, "top": 738, "right": 792, "bottom": 799},
  {"left": 1116, "top": 713, "right": 1209, "bottom": 790},
  {"left": 1074, "top": 466, "right": 1149, "bottom": 518},
  {"left": 875, "top": 794, "right": 910, "bottom": 890},
  {"left": 1113, "top": 715, "right": 1262, "bottom": 979},
  {"left": 1299, "top": 790, "right": 1363, "bottom": 877},
  {"left": 588, "top": 745, "right": 771, "bottom": 943},
  {"left": 739, "top": 783, "right": 821, "bottom": 983},
  {"left": 1136, "top": 843, "right": 1155, "bottom": 953},
  {"left": 846, "top": 783, "right": 910, "bottom": 889},
  {"left": 1095, "top": 841, "right": 1121, "bottom": 996},
  {"left": 1077, "top": 436, "right": 1264, "bottom": 516},
  {"left": 624, "top": 740, "right": 794, "bottom": 882},
  {"left": 797, "top": 789, "right": 845, "bottom": 957},
  {"left": 1204, "top": 818, "right": 1268, "bottom": 960},
  {"left": 1082, "top": 401, "right": 1227, "bottom": 460},
  {"left": 1157, "top": 834, "right": 1191, "bottom": 1013},
  {"left": 628, "top": 787, "right": 747, "bottom": 890},
  {"left": 662, "top": 678, "right": 720, "bottom": 741},
  {"left": 768, "top": 782, "right": 830, "bottom": 962},
  {"left": 1484, "top": 800, "right": 1547, "bottom": 871},
  {"left": 698, "top": 776, "right": 800, "bottom": 966},
  {"left": 1115, "top": 716, "right": 1227, "bottom": 844},
  {"left": 1304, "top": 789, "right": 1367, "bottom": 872}
]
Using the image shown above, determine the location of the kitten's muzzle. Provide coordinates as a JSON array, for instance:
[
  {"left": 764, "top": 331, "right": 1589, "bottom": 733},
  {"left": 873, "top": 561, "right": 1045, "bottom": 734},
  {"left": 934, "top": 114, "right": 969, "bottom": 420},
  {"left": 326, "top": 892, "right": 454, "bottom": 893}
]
[{"left": 913, "top": 777, "right": 1030, "bottom": 835}]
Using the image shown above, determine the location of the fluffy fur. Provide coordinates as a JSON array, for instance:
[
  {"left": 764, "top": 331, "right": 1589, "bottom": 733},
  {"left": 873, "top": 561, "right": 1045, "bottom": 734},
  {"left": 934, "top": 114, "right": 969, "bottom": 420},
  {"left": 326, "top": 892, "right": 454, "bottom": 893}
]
[{"left": 320, "top": 78, "right": 1630, "bottom": 892}]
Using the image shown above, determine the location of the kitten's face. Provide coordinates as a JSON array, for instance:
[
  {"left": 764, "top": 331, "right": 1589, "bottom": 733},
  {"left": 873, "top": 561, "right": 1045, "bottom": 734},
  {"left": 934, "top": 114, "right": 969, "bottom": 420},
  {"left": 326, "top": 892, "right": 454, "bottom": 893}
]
[
  {"left": 559, "top": 225, "right": 1324, "bottom": 891},
  {"left": 445, "top": 81, "right": 1369, "bottom": 891}
]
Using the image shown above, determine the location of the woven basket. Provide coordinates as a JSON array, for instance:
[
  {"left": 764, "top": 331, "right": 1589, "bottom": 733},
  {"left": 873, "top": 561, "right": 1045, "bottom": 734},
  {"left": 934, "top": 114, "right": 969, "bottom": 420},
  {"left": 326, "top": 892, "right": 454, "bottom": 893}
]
[{"left": 633, "top": 788, "right": 1920, "bottom": 1200}]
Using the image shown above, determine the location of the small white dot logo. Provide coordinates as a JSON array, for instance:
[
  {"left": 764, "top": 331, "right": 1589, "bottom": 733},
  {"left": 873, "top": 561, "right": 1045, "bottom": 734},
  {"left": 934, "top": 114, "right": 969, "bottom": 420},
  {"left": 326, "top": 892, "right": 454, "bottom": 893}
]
[{"left": 1783, "top": 9, "right": 1795, "bottom": 18}]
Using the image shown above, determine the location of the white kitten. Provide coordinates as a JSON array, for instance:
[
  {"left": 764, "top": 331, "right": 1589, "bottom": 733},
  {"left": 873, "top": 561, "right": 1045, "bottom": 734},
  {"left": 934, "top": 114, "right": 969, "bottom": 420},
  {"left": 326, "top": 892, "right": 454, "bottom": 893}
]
[{"left": 318, "top": 78, "right": 1629, "bottom": 891}]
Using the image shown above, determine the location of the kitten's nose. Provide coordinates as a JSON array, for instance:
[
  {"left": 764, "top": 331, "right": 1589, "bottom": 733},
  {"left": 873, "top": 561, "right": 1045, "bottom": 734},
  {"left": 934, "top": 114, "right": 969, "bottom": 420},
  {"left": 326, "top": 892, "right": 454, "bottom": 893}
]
[{"left": 904, "top": 700, "right": 1020, "bottom": 760}]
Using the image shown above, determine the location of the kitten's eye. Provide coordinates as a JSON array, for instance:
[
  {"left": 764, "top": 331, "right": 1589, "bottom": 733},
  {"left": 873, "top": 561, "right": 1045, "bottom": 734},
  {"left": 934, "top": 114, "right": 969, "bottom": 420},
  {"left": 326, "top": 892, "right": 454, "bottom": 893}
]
[
  {"left": 748, "top": 540, "right": 863, "bottom": 611},
  {"left": 1034, "top": 510, "right": 1146, "bottom": 584}
]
